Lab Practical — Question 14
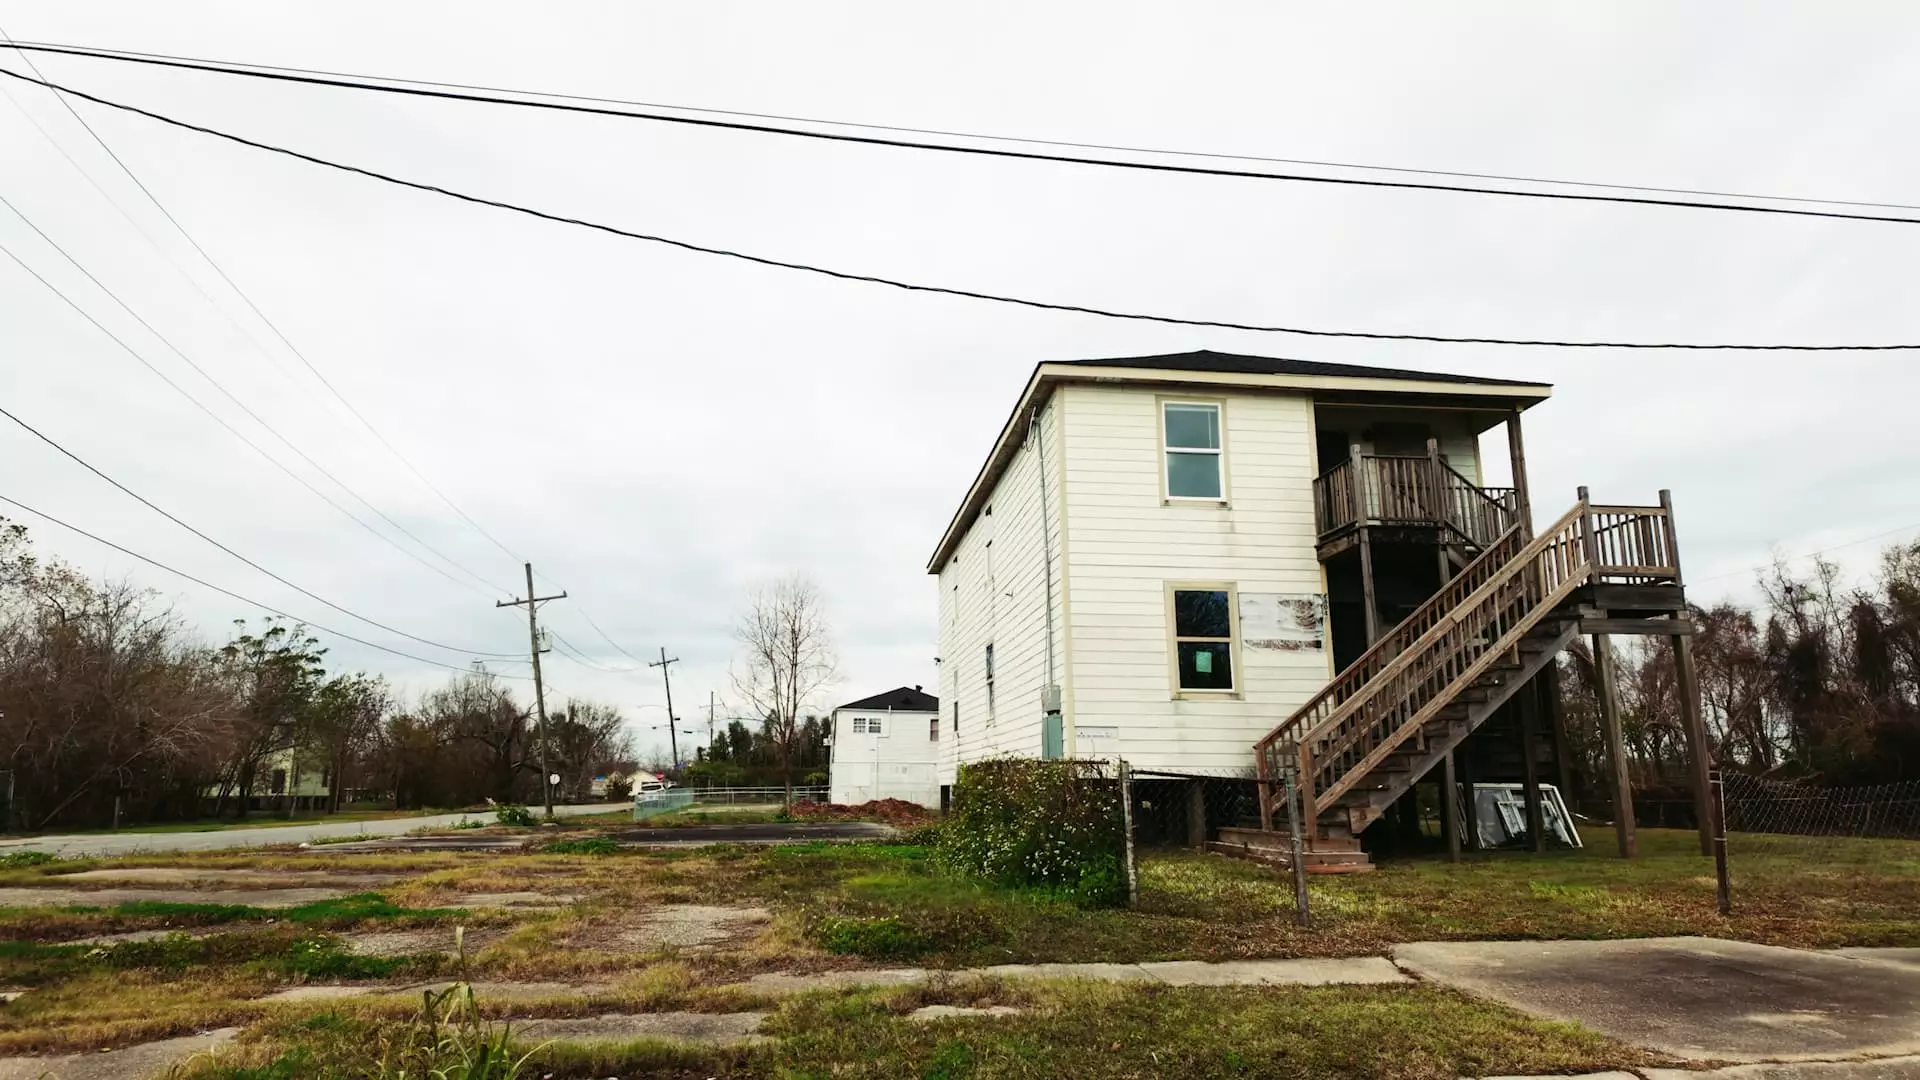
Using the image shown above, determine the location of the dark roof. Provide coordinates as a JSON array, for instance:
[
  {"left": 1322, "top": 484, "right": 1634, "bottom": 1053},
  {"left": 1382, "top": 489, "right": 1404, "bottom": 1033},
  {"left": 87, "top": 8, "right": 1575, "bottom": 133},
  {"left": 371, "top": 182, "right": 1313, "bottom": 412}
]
[
  {"left": 836, "top": 686, "right": 939, "bottom": 713},
  {"left": 1056, "top": 350, "right": 1545, "bottom": 388}
]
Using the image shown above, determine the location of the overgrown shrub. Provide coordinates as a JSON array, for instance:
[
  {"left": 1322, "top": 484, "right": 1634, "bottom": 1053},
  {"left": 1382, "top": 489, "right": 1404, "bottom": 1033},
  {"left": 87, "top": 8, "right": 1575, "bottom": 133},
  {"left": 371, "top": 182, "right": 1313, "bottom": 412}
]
[
  {"left": 936, "top": 758, "right": 1126, "bottom": 907},
  {"left": 604, "top": 777, "right": 632, "bottom": 801},
  {"left": 0, "top": 850, "right": 55, "bottom": 869},
  {"left": 494, "top": 805, "right": 537, "bottom": 827}
]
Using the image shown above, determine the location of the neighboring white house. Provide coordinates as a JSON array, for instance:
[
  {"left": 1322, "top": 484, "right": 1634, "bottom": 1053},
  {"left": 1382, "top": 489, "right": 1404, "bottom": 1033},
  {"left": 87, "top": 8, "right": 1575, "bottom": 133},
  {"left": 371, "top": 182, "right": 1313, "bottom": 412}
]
[
  {"left": 929, "top": 350, "right": 1551, "bottom": 788},
  {"left": 828, "top": 686, "right": 941, "bottom": 807}
]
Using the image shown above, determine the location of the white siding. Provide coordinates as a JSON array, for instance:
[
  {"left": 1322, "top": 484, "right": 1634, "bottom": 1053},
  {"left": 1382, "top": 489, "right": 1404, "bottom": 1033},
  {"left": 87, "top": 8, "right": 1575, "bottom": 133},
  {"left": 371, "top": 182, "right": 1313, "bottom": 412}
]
[
  {"left": 1059, "top": 385, "right": 1330, "bottom": 773},
  {"left": 936, "top": 397, "right": 1065, "bottom": 785},
  {"left": 829, "top": 707, "right": 940, "bottom": 807}
]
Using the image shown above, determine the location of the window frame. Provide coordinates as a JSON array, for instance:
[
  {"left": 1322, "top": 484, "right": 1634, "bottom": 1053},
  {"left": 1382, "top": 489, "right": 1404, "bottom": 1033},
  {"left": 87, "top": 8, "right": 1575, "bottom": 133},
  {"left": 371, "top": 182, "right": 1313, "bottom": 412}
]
[
  {"left": 1165, "top": 582, "right": 1242, "bottom": 698},
  {"left": 929, "top": 716, "right": 940, "bottom": 742},
  {"left": 984, "top": 642, "right": 996, "bottom": 718},
  {"left": 1158, "top": 397, "right": 1229, "bottom": 504}
]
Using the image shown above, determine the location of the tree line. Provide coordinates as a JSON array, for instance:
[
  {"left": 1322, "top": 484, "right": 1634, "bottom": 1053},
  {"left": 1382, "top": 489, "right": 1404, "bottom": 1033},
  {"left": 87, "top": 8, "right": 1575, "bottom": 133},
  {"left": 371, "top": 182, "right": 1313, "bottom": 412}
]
[
  {"left": 1557, "top": 541, "right": 1920, "bottom": 799},
  {"left": 0, "top": 519, "right": 632, "bottom": 831}
]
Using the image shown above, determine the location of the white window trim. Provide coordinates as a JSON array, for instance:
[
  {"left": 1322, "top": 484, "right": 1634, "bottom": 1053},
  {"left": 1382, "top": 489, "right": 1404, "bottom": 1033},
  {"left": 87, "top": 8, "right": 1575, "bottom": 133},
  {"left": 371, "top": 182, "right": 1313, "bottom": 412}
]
[
  {"left": 1166, "top": 582, "right": 1243, "bottom": 698},
  {"left": 1159, "top": 398, "right": 1228, "bottom": 504}
]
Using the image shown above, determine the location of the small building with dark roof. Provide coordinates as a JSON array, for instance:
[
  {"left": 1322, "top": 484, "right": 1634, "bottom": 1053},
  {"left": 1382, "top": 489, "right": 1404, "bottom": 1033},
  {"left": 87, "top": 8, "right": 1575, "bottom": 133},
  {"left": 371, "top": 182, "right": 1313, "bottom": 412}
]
[{"left": 829, "top": 685, "right": 941, "bottom": 808}]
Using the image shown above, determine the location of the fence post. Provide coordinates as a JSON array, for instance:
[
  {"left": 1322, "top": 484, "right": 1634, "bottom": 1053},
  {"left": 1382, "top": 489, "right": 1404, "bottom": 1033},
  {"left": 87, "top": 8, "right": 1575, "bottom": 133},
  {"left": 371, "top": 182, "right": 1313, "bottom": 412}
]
[
  {"left": 1118, "top": 759, "right": 1139, "bottom": 908},
  {"left": 1710, "top": 767, "right": 1731, "bottom": 915},
  {"left": 1282, "top": 762, "right": 1313, "bottom": 928}
]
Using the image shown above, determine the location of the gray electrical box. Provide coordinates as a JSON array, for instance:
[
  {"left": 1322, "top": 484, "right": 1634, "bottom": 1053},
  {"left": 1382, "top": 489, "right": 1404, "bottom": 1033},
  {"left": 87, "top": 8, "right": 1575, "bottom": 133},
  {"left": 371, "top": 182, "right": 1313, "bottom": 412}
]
[{"left": 1040, "top": 683, "right": 1062, "bottom": 713}]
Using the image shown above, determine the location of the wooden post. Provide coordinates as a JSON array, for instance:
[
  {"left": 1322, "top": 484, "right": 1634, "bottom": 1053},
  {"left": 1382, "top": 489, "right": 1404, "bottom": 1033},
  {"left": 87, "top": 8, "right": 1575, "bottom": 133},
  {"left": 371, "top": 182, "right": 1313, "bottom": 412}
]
[
  {"left": 1506, "top": 409, "right": 1532, "bottom": 539},
  {"left": 1354, "top": 444, "right": 1380, "bottom": 644},
  {"left": 1186, "top": 779, "right": 1207, "bottom": 848},
  {"left": 1429, "top": 438, "right": 1454, "bottom": 583},
  {"left": 1661, "top": 489, "right": 1714, "bottom": 856},
  {"left": 1517, "top": 679, "right": 1547, "bottom": 853},
  {"left": 1442, "top": 750, "right": 1462, "bottom": 862},
  {"left": 1593, "top": 632, "right": 1637, "bottom": 858},
  {"left": 1457, "top": 745, "right": 1477, "bottom": 851}
]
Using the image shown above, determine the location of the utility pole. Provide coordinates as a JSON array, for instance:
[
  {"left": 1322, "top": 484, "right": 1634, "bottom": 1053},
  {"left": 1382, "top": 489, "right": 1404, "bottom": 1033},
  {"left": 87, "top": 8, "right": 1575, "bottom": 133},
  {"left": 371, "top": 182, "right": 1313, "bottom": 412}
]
[
  {"left": 705, "top": 691, "right": 718, "bottom": 760},
  {"left": 650, "top": 648, "right": 681, "bottom": 772},
  {"left": 497, "top": 563, "right": 565, "bottom": 820}
]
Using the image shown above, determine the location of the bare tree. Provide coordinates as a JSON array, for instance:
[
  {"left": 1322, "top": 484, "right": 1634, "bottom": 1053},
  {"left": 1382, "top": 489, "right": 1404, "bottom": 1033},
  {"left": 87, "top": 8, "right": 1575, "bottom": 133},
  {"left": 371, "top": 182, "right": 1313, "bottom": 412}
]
[{"left": 730, "top": 573, "right": 837, "bottom": 802}]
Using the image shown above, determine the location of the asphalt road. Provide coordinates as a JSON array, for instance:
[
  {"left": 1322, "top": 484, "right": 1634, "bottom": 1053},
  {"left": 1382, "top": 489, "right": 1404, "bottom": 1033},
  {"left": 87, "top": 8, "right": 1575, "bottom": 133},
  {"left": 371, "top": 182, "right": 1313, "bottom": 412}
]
[{"left": 0, "top": 803, "right": 630, "bottom": 859}]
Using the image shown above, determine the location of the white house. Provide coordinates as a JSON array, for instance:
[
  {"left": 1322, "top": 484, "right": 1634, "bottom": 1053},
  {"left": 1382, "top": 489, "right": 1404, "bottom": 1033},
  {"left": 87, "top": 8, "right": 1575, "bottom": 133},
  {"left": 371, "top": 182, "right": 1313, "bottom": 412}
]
[
  {"left": 929, "top": 350, "right": 1697, "bottom": 868},
  {"left": 828, "top": 686, "right": 941, "bottom": 808}
]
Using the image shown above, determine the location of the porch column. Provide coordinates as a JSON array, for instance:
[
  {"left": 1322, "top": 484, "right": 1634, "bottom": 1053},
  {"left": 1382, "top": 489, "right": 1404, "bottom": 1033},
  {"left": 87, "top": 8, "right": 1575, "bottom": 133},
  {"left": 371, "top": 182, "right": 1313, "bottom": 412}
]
[
  {"left": 1505, "top": 409, "right": 1533, "bottom": 539},
  {"left": 1441, "top": 750, "right": 1462, "bottom": 862},
  {"left": 1518, "top": 677, "right": 1547, "bottom": 853},
  {"left": 1662, "top": 489, "right": 1715, "bottom": 856},
  {"left": 1594, "top": 633, "right": 1638, "bottom": 858},
  {"left": 1353, "top": 443, "right": 1380, "bottom": 644},
  {"left": 1429, "top": 438, "right": 1453, "bottom": 583}
]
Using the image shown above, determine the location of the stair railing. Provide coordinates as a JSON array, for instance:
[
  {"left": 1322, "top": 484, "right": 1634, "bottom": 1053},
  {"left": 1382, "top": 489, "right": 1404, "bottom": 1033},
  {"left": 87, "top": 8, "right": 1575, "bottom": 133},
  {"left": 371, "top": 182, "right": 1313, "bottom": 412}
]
[{"left": 1256, "top": 494, "right": 1679, "bottom": 831}]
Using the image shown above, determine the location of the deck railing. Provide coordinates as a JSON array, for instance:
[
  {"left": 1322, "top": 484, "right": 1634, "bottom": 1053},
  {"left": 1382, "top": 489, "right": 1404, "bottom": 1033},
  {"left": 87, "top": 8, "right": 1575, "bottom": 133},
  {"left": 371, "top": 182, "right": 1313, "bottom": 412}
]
[
  {"left": 1257, "top": 494, "right": 1678, "bottom": 830},
  {"left": 1312, "top": 454, "right": 1518, "bottom": 547}
]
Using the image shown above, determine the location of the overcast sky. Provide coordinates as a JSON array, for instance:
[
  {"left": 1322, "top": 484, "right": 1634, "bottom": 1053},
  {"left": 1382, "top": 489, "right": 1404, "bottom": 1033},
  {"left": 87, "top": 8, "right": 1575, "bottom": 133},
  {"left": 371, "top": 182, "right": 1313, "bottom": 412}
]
[{"left": 2, "top": 3, "right": 1915, "bottom": 762}]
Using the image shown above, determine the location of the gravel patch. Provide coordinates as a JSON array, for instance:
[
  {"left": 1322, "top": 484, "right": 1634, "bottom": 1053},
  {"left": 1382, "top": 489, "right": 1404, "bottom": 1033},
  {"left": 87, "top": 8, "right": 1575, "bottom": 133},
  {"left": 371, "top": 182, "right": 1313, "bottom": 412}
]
[
  {"left": 617, "top": 904, "right": 772, "bottom": 950},
  {"left": 0, "top": 886, "right": 350, "bottom": 909},
  {"left": 908, "top": 1004, "right": 1023, "bottom": 1022},
  {"left": 0, "top": 1028, "right": 239, "bottom": 1080}
]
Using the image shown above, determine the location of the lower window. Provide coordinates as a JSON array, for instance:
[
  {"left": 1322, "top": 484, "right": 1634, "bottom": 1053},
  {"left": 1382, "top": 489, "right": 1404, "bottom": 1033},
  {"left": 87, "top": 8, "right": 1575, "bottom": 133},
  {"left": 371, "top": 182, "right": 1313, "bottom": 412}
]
[{"left": 1172, "top": 587, "right": 1235, "bottom": 692}]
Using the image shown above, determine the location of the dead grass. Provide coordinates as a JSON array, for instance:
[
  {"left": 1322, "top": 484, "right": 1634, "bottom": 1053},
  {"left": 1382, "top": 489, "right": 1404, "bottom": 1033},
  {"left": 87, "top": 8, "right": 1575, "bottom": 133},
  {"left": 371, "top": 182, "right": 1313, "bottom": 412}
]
[{"left": 0, "top": 968, "right": 275, "bottom": 1054}]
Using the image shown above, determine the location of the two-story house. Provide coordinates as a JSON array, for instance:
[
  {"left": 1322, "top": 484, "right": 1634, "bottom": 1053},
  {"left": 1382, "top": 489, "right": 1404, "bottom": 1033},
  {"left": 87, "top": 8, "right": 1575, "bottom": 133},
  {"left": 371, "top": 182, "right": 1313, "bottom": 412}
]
[
  {"left": 828, "top": 686, "right": 941, "bottom": 808},
  {"left": 930, "top": 350, "right": 1709, "bottom": 870}
]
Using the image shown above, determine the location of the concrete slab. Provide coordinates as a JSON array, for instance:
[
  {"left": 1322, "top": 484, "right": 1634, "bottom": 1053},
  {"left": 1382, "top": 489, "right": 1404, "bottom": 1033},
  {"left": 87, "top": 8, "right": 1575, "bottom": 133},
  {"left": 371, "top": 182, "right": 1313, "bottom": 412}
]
[
  {"left": 1395, "top": 937, "right": 1920, "bottom": 1063},
  {"left": 745, "top": 968, "right": 929, "bottom": 994},
  {"left": 1481, "top": 1073, "right": 1639, "bottom": 1080},
  {"left": 259, "top": 980, "right": 615, "bottom": 1003},
  {"left": 515, "top": 1012, "right": 768, "bottom": 1047},
  {"left": 1138, "top": 957, "right": 1408, "bottom": 987},
  {"left": 974, "top": 962, "right": 1155, "bottom": 982},
  {"left": 0, "top": 1027, "right": 239, "bottom": 1080},
  {"left": 619, "top": 904, "right": 772, "bottom": 949},
  {"left": 0, "top": 886, "right": 350, "bottom": 909},
  {"left": 452, "top": 891, "right": 578, "bottom": 909},
  {"left": 1646, "top": 1057, "right": 1920, "bottom": 1079},
  {"left": 908, "top": 1005, "right": 1023, "bottom": 1022},
  {"left": 259, "top": 985, "right": 379, "bottom": 1002},
  {"left": 1831, "top": 949, "right": 1920, "bottom": 974}
]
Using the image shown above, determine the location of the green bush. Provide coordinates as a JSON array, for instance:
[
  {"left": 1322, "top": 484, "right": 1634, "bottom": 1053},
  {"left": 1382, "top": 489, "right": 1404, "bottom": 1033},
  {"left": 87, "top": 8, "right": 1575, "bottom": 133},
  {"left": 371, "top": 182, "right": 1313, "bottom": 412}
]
[
  {"left": 0, "top": 850, "right": 56, "bottom": 869},
  {"left": 936, "top": 758, "right": 1126, "bottom": 907},
  {"left": 815, "top": 915, "right": 933, "bottom": 959},
  {"left": 604, "top": 777, "right": 632, "bottom": 801},
  {"left": 494, "top": 805, "right": 537, "bottom": 827},
  {"left": 544, "top": 836, "right": 619, "bottom": 856}
]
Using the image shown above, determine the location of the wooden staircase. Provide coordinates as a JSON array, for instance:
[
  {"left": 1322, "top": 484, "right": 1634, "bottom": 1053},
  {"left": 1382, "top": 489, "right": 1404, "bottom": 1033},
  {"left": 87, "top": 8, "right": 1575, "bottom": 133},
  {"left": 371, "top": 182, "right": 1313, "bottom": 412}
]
[{"left": 1250, "top": 496, "right": 1680, "bottom": 871}]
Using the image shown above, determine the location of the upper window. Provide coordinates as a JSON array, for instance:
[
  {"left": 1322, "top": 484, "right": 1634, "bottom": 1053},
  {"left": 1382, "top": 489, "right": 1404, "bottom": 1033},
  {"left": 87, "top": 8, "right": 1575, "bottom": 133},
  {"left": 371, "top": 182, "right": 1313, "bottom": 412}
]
[
  {"left": 1163, "top": 402, "right": 1223, "bottom": 500},
  {"left": 1172, "top": 588, "right": 1235, "bottom": 692},
  {"left": 929, "top": 716, "right": 940, "bottom": 742},
  {"left": 984, "top": 643, "right": 996, "bottom": 715},
  {"left": 851, "top": 716, "right": 885, "bottom": 736}
]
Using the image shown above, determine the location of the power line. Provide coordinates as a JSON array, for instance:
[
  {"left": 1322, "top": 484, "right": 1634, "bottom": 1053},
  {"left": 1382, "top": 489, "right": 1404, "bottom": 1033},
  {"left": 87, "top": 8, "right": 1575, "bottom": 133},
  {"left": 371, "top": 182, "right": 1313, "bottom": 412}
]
[
  {"left": 549, "top": 630, "right": 640, "bottom": 673},
  {"left": 0, "top": 203, "right": 511, "bottom": 600},
  {"left": 0, "top": 29, "right": 530, "bottom": 571},
  {"left": 8, "top": 44, "right": 1920, "bottom": 228},
  {"left": 573, "top": 607, "right": 648, "bottom": 666},
  {"left": 0, "top": 402, "right": 520, "bottom": 657},
  {"left": 6, "top": 66, "right": 1913, "bottom": 353},
  {"left": 12, "top": 40, "right": 1920, "bottom": 217},
  {"left": 1693, "top": 522, "right": 1920, "bottom": 585},
  {"left": 0, "top": 489, "right": 528, "bottom": 678}
]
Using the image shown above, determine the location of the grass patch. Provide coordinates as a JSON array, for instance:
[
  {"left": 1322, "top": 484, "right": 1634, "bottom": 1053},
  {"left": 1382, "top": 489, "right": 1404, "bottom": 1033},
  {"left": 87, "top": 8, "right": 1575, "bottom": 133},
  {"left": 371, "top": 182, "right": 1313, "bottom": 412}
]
[{"left": 0, "top": 850, "right": 57, "bottom": 869}]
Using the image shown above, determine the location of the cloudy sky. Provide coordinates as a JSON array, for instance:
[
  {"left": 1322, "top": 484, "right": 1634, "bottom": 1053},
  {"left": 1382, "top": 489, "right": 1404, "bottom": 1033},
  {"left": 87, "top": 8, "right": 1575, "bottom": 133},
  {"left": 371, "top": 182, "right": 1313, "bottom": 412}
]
[{"left": 2, "top": 3, "right": 1915, "bottom": 762}]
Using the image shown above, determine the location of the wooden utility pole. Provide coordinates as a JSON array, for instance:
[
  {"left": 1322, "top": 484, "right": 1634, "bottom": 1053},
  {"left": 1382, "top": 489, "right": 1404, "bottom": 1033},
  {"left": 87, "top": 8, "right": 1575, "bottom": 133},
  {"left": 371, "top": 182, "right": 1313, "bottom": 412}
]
[
  {"left": 650, "top": 648, "right": 681, "bottom": 771},
  {"left": 497, "top": 563, "right": 565, "bottom": 820},
  {"left": 705, "top": 690, "right": 718, "bottom": 761}
]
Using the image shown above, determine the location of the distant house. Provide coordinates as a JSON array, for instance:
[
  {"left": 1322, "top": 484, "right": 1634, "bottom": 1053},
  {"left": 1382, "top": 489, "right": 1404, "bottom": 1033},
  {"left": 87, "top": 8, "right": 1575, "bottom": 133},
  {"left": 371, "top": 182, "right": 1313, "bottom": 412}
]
[
  {"left": 929, "top": 349, "right": 1698, "bottom": 870},
  {"left": 829, "top": 686, "right": 941, "bottom": 808}
]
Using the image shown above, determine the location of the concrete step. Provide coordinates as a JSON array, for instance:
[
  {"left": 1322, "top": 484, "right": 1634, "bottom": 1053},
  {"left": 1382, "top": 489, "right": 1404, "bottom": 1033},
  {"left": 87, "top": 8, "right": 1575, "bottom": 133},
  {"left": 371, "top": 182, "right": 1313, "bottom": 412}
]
[{"left": 1204, "top": 841, "right": 1375, "bottom": 874}]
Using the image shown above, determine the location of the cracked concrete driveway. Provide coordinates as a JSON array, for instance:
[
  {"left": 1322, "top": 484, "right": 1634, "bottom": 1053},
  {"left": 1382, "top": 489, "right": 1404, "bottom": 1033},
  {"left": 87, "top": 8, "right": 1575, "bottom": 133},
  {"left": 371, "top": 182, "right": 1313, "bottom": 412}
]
[{"left": 1396, "top": 937, "right": 1920, "bottom": 1064}]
